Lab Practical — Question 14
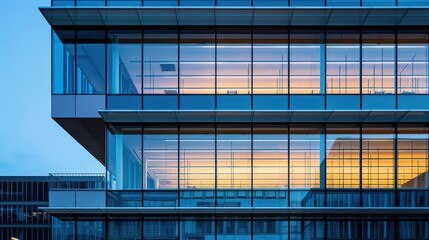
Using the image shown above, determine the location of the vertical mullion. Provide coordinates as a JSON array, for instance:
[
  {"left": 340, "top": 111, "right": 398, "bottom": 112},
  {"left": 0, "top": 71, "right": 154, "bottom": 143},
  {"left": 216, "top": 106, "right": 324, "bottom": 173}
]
[
  {"left": 395, "top": 29, "right": 398, "bottom": 108},
  {"left": 141, "top": 124, "right": 144, "bottom": 206},
  {"left": 360, "top": 125, "right": 363, "bottom": 207},
  {"left": 287, "top": 124, "right": 290, "bottom": 207},
  {"left": 178, "top": 124, "right": 180, "bottom": 207},
  {"left": 215, "top": 123, "right": 218, "bottom": 206},
  {"left": 251, "top": 27, "right": 254, "bottom": 108},
  {"left": 251, "top": 123, "right": 254, "bottom": 207},
  {"left": 360, "top": 28, "right": 363, "bottom": 109},
  {"left": 288, "top": 28, "right": 290, "bottom": 109},
  {"left": 142, "top": 29, "right": 144, "bottom": 108},
  {"left": 178, "top": 29, "right": 180, "bottom": 109},
  {"left": 215, "top": 28, "right": 218, "bottom": 109},
  {"left": 394, "top": 124, "right": 398, "bottom": 207}
]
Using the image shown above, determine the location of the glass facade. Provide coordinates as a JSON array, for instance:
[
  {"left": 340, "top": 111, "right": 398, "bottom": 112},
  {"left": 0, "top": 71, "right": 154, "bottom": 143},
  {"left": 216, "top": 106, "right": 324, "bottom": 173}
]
[
  {"left": 46, "top": 0, "right": 429, "bottom": 239},
  {"left": 53, "top": 28, "right": 429, "bottom": 112}
]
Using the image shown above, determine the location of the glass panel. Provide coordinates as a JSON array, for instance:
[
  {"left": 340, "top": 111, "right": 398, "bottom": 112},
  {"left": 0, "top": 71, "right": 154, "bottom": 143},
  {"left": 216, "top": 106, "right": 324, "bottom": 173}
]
[
  {"left": 362, "top": 31, "right": 396, "bottom": 94},
  {"left": 108, "top": 30, "right": 142, "bottom": 94},
  {"left": 180, "top": 125, "right": 215, "bottom": 189},
  {"left": 144, "top": 216, "right": 178, "bottom": 239},
  {"left": 180, "top": 0, "right": 215, "bottom": 6},
  {"left": 399, "top": 219, "right": 429, "bottom": 239},
  {"left": 290, "top": 0, "right": 325, "bottom": 6},
  {"left": 290, "top": 30, "right": 323, "bottom": 94},
  {"left": 362, "top": 126, "right": 395, "bottom": 188},
  {"left": 327, "top": 0, "right": 360, "bottom": 6},
  {"left": 217, "top": 216, "right": 251, "bottom": 240},
  {"left": 107, "top": 0, "right": 142, "bottom": 6},
  {"left": 217, "top": 125, "right": 251, "bottom": 189},
  {"left": 326, "top": 217, "right": 360, "bottom": 240},
  {"left": 326, "top": 126, "right": 360, "bottom": 189},
  {"left": 398, "top": 0, "right": 429, "bottom": 6},
  {"left": 397, "top": 126, "right": 429, "bottom": 188},
  {"left": 76, "top": 221, "right": 105, "bottom": 240},
  {"left": 107, "top": 126, "right": 142, "bottom": 190},
  {"left": 76, "top": 30, "right": 106, "bottom": 94},
  {"left": 398, "top": 31, "right": 429, "bottom": 94},
  {"left": 253, "top": 216, "right": 289, "bottom": 240},
  {"left": 253, "top": 0, "right": 288, "bottom": 6},
  {"left": 144, "top": 0, "right": 178, "bottom": 6},
  {"left": 108, "top": 221, "right": 142, "bottom": 240},
  {"left": 290, "top": 217, "right": 325, "bottom": 240},
  {"left": 362, "top": 0, "right": 396, "bottom": 6},
  {"left": 253, "top": 29, "right": 288, "bottom": 94},
  {"left": 180, "top": 216, "right": 215, "bottom": 239},
  {"left": 52, "top": 0, "right": 75, "bottom": 6},
  {"left": 143, "top": 30, "right": 178, "bottom": 94},
  {"left": 326, "top": 191, "right": 360, "bottom": 207},
  {"left": 289, "top": 125, "right": 323, "bottom": 189},
  {"left": 362, "top": 217, "right": 395, "bottom": 240},
  {"left": 253, "top": 124, "right": 288, "bottom": 189},
  {"left": 217, "top": 29, "right": 252, "bottom": 94},
  {"left": 52, "top": 217, "right": 75, "bottom": 240},
  {"left": 143, "top": 126, "right": 178, "bottom": 189},
  {"left": 76, "top": 0, "right": 105, "bottom": 5},
  {"left": 53, "top": 30, "right": 75, "bottom": 94},
  {"left": 107, "top": 191, "right": 142, "bottom": 207},
  {"left": 217, "top": 0, "right": 252, "bottom": 6},
  {"left": 180, "top": 29, "right": 215, "bottom": 94},
  {"left": 326, "top": 30, "right": 360, "bottom": 94}
]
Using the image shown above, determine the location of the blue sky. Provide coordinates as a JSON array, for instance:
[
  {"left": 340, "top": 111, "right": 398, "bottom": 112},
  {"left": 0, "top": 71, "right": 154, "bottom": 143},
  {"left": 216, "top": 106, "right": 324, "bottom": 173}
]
[{"left": 0, "top": 1, "right": 104, "bottom": 175}]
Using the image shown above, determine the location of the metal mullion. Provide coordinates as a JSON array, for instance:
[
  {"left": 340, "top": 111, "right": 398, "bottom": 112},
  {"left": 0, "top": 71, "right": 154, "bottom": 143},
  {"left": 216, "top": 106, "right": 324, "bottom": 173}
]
[
  {"left": 215, "top": 123, "right": 218, "bottom": 206},
  {"left": 395, "top": 29, "right": 398, "bottom": 107},
  {"left": 215, "top": 28, "right": 218, "bottom": 109},
  {"left": 251, "top": 27, "right": 254, "bottom": 108},
  {"left": 360, "top": 124, "right": 363, "bottom": 207},
  {"left": 360, "top": 28, "right": 363, "bottom": 109},
  {"left": 287, "top": 124, "right": 291, "bottom": 207},
  {"left": 288, "top": 28, "right": 290, "bottom": 109},
  {"left": 394, "top": 123, "right": 398, "bottom": 207},
  {"left": 141, "top": 124, "right": 144, "bottom": 206},
  {"left": 251, "top": 123, "right": 254, "bottom": 207},
  {"left": 178, "top": 29, "right": 180, "bottom": 109},
  {"left": 178, "top": 124, "right": 180, "bottom": 207}
]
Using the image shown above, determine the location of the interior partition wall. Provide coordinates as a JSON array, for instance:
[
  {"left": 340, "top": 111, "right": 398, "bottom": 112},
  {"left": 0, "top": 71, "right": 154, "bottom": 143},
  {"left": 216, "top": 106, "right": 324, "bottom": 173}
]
[{"left": 106, "top": 124, "right": 429, "bottom": 208}]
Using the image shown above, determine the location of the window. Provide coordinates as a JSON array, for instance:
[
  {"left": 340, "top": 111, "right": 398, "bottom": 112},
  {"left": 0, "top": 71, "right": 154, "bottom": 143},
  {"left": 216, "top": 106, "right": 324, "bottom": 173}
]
[
  {"left": 289, "top": 125, "right": 323, "bottom": 189},
  {"left": 108, "top": 30, "right": 142, "bottom": 94},
  {"left": 217, "top": 125, "right": 251, "bottom": 189},
  {"left": 326, "top": 126, "right": 360, "bottom": 188},
  {"left": 326, "top": 30, "right": 360, "bottom": 94},
  {"left": 217, "top": 29, "right": 252, "bottom": 95},
  {"left": 253, "top": 29, "right": 288, "bottom": 94},
  {"left": 362, "top": 31, "right": 396, "bottom": 94},
  {"left": 107, "top": 126, "right": 142, "bottom": 190},
  {"left": 143, "top": 30, "right": 178, "bottom": 94},
  {"left": 76, "top": 30, "right": 106, "bottom": 94},
  {"left": 180, "top": 29, "right": 215, "bottom": 94},
  {"left": 398, "top": 31, "right": 429, "bottom": 94},
  {"left": 53, "top": 30, "right": 75, "bottom": 94},
  {"left": 290, "top": 30, "right": 323, "bottom": 94},
  {"left": 180, "top": 125, "right": 215, "bottom": 189},
  {"left": 397, "top": 126, "right": 429, "bottom": 188},
  {"left": 253, "top": 124, "right": 288, "bottom": 189},
  {"left": 362, "top": 126, "right": 395, "bottom": 188},
  {"left": 143, "top": 126, "right": 178, "bottom": 189}
]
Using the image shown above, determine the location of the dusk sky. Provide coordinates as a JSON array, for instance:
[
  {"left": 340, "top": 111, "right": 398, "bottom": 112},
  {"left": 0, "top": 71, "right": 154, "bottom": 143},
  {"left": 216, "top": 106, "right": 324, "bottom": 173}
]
[{"left": 0, "top": 1, "right": 104, "bottom": 175}]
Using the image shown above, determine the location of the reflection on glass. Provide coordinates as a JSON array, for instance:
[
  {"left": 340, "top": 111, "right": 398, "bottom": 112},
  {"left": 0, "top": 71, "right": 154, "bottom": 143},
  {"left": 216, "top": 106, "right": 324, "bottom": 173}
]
[
  {"left": 180, "top": 29, "right": 215, "bottom": 94},
  {"left": 76, "top": 30, "right": 106, "bottom": 94},
  {"left": 362, "top": 31, "right": 395, "bottom": 94},
  {"left": 53, "top": 31, "right": 75, "bottom": 94},
  {"left": 143, "top": 126, "right": 178, "bottom": 189},
  {"left": 290, "top": 0, "right": 325, "bottom": 6},
  {"left": 108, "top": 221, "right": 142, "bottom": 240},
  {"left": 108, "top": 31, "right": 142, "bottom": 94},
  {"left": 397, "top": 127, "right": 429, "bottom": 188},
  {"left": 180, "top": 0, "right": 215, "bottom": 6},
  {"left": 76, "top": 221, "right": 105, "bottom": 239},
  {"left": 326, "top": 126, "right": 360, "bottom": 188},
  {"left": 217, "top": 29, "right": 252, "bottom": 94},
  {"left": 362, "top": 126, "right": 395, "bottom": 188},
  {"left": 144, "top": 0, "right": 178, "bottom": 6},
  {"left": 398, "top": 32, "right": 429, "bottom": 94},
  {"left": 217, "top": 125, "right": 251, "bottom": 188},
  {"left": 253, "top": 125, "right": 288, "bottom": 189},
  {"left": 143, "top": 30, "right": 178, "bottom": 94},
  {"left": 289, "top": 126, "right": 323, "bottom": 189},
  {"left": 253, "top": 29, "right": 288, "bottom": 94},
  {"left": 107, "top": 126, "right": 142, "bottom": 190},
  {"left": 180, "top": 216, "right": 215, "bottom": 239},
  {"left": 253, "top": 217, "right": 288, "bottom": 239},
  {"left": 290, "top": 31, "right": 323, "bottom": 94},
  {"left": 144, "top": 216, "right": 178, "bottom": 239},
  {"left": 180, "top": 125, "right": 215, "bottom": 189},
  {"left": 326, "top": 31, "right": 360, "bottom": 94}
]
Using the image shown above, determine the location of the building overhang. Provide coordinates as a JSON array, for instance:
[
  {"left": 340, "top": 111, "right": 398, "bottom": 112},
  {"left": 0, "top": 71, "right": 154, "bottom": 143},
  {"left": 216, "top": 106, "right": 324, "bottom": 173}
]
[
  {"left": 41, "top": 207, "right": 429, "bottom": 218},
  {"left": 39, "top": 6, "right": 429, "bottom": 27},
  {"left": 99, "top": 110, "right": 429, "bottom": 123}
]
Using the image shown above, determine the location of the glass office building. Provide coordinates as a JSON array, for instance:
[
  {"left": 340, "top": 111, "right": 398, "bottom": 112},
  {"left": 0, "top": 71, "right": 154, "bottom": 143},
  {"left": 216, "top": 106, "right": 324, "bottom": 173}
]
[{"left": 40, "top": 0, "right": 429, "bottom": 239}]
